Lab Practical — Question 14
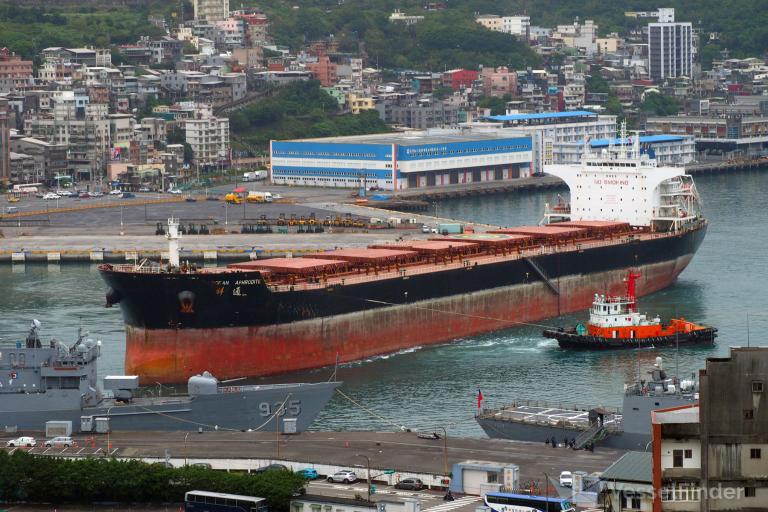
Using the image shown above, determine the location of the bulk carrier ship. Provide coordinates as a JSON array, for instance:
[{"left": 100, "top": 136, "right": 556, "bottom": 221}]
[{"left": 100, "top": 133, "right": 707, "bottom": 384}]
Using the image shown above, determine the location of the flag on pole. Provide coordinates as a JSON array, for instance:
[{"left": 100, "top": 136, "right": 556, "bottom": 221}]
[{"left": 477, "top": 389, "right": 484, "bottom": 409}]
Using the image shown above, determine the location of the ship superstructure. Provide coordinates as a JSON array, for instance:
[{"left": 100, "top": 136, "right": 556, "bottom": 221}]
[
  {"left": 0, "top": 321, "right": 339, "bottom": 432},
  {"left": 544, "top": 125, "right": 703, "bottom": 233}
]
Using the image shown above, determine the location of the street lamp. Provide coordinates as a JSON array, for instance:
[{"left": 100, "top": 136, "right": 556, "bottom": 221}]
[
  {"left": 437, "top": 427, "right": 448, "bottom": 476},
  {"left": 106, "top": 406, "right": 114, "bottom": 455},
  {"left": 357, "top": 454, "right": 372, "bottom": 502},
  {"left": 184, "top": 432, "right": 190, "bottom": 466},
  {"left": 543, "top": 472, "right": 550, "bottom": 503}
]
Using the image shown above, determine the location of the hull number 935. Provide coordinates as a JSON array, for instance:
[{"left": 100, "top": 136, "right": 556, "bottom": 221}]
[{"left": 259, "top": 400, "right": 301, "bottom": 417}]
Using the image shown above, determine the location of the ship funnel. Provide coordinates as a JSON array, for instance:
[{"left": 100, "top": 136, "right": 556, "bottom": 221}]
[
  {"left": 166, "top": 217, "right": 181, "bottom": 268},
  {"left": 655, "top": 356, "right": 663, "bottom": 370}
]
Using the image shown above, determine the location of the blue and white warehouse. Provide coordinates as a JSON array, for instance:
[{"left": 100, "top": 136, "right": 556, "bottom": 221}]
[{"left": 270, "top": 128, "right": 533, "bottom": 191}]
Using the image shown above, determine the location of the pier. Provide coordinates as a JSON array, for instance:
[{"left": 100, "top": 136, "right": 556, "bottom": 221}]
[{"left": 0, "top": 430, "right": 623, "bottom": 488}]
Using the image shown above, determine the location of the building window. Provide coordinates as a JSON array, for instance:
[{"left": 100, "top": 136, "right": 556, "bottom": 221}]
[
  {"left": 673, "top": 449, "right": 684, "bottom": 468},
  {"left": 753, "top": 381, "right": 764, "bottom": 393},
  {"left": 745, "top": 409, "right": 755, "bottom": 420},
  {"left": 684, "top": 449, "right": 693, "bottom": 459},
  {"left": 751, "top": 448, "right": 761, "bottom": 459},
  {"left": 745, "top": 487, "right": 756, "bottom": 498},
  {"left": 487, "top": 472, "right": 498, "bottom": 483}
]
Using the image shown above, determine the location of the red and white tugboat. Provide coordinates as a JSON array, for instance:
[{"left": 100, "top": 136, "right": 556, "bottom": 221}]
[{"left": 543, "top": 271, "right": 717, "bottom": 350}]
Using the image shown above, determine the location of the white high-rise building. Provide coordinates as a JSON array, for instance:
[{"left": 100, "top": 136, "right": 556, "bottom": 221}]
[
  {"left": 185, "top": 113, "right": 230, "bottom": 166},
  {"left": 648, "top": 19, "right": 693, "bottom": 81},
  {"left": 193, "top": 0, "right": 230, "bottom": 22},
  {"left": 475, "top": 15, "right": 531, "bottom": 38}
]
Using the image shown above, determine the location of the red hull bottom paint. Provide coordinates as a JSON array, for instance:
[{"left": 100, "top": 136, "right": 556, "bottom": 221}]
[{"left": 126, "top": 257, "right": 693, "bottom": 383}]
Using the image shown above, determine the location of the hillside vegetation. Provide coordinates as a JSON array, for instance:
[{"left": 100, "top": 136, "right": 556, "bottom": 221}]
[{"left": 230, "top": 81, "right": 391, "bottom": 149}]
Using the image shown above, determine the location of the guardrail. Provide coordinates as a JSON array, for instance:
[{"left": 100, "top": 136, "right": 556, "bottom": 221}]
[{"left": 0, "top": 197, "right": 187, "bottom": 220}]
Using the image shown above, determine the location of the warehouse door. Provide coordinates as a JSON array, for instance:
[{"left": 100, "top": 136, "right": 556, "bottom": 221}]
[
  {"left": 450, "top": 170, "right": 459, "bottom": 184},
  {"left": 511, "top": 165, "right": 520, "bottom": 179},
  {"left": 462, "top": 469, "right": 488, "bottom": 495},
  {"left": 494, "top": 167, "right": 503, "bottom": 180},
  {"left": 426, "top": 173, "right": 436, "bottom": 186},
  {"left": 472, "top": 169, "right": 482, "bottom": 182},
  {"left": 407, "top": 174, "right": 418, "bottom": 188}
]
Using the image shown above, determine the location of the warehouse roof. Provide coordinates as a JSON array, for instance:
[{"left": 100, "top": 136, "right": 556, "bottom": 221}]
[
  {"left": 484, "top": 110, "right": 598, "bottom": 122},
  {"left": 284, "top": 128, "right": 529, "bottom": 147},
  {"left": 587, "top": 135, "right": 686, "bottom": 147}
]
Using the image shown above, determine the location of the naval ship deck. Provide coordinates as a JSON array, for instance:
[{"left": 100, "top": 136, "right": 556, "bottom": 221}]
[{"left": 480, "top": 400, "right": 623, "bottom": 431}]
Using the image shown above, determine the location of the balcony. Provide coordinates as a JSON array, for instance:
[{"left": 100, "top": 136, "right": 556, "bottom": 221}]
[{"left": 663, "top": 467, "right": 701, "bottom": 480}]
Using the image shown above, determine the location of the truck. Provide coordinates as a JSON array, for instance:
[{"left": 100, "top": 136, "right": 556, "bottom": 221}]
[
  {"left": 246, "top": 191, "right": 273, "bottom": 203},
  {"left": 224, "top": 193, "right": 242, "bottom": 204},
  {"left": 243, "top": 170, "right": 268, "bottom": 182}
]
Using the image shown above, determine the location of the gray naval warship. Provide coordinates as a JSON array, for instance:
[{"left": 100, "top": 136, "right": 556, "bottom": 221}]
[
  {"left": 1, "top": 321, "right": 340, "bottom": 433},
  {"left": 475, "top": 356, "right": 696, "bottom": 450}
]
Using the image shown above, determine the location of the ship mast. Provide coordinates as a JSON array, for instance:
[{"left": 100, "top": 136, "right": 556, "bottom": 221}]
[
  {"left": 167, "top": 217, "right": 181, "bottom": 268},
  {"left": 625, "top": 270, "right": 641, "bottom": 312}
]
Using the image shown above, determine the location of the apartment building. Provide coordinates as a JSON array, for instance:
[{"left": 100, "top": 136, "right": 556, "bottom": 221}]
[
  {"left": 193, "top": 0, "right": 230, "bottom": 22},
  {"left": 185, "top": 112, "right": 229, "bottom": 166},
  {"left": 651, "top": 347, "right": 768, "bottom": 511}
]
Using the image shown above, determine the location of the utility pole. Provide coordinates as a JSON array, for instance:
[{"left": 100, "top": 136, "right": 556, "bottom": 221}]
[{"left": 358, "top": 454, "right": 372, "bottom": 502}]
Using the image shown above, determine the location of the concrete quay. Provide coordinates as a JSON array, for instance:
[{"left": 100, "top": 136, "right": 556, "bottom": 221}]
[{"left": 1, "top": 430, "right": 623, "bottom": 491}]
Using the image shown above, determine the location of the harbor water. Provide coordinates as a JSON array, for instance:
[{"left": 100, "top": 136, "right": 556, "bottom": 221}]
[{"left": 1, "top": 170, "right": 767, "bottom": 437}]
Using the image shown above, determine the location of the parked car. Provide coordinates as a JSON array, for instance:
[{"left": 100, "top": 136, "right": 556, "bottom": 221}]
[
  {"left": 120, "top": 192, "right": 135, "bottom": 199},
  {"left": 6, "top": 436, "right": 36, "bottom": 447},
  {"left": 421, "top": 225, "right": 431, "bottom": 234},
  {"left": 168, "top": 188, "right": 182, "bottom": 195},
  {"left": 191, "top": 462, "right": 212, "bottom": 469},
  {"left": 43, "top": 192, "right": 60, "bottom": 200},
  {"left": 44, "top": 436, "right": 74, "bottom": 448},
  {"left": 56, "top": 189, "right": 74, "bottom": 197},
  {"left": 5, "top": 206, "right": 19, "bottom": 214},
  {"left": 394, "top": 478, "right": 424, "bottom": 491},
  {"left": 109, "top": 189, "right": 123, "bottom": 196},
  {"left": 327, "top": 470, "right": 357, "bottom": 484},
  {"left": 90, "top": 191, "right": 104, "bottom": 197},
  {"left": 559, "top": 471, "right": 573, "bottom": 488},
  {"left": 255, "top": 463, "right": 288, "bottom": 473},
  {"left": 297, "top": 468, "right": 319, "bottom": 480},
  {"left": 138, "top": 186, "right": 151, "bottom": 193},
  {"left": 78, "top": 192, "right": 91, "bottom": 199}
]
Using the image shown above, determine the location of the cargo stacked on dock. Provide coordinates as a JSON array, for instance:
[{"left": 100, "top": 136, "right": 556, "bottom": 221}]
[{"left": 100, "top": 128, "right": 707, "bottom": 384}]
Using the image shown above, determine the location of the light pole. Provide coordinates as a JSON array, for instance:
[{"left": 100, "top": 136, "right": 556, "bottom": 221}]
[
  {"left": 184, "top": 432, "right": 190, "bottom": 466},
  {"left": 357, "top": 454, "right": 372, "bottom": 502},
  {"left": 106, "top": 406, "right": 114, "bottom": 455},
  {"left": 225, "top": 199, "right": 228, "bottom": 225},
  {"left": 437, "top": 427, "right": 448, "bottom": 476},
  {"left": 543, "top": 472, "right": 550, "bottom": 503}
]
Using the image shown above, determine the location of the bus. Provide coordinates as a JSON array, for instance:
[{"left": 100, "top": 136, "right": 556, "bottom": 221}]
[
  {"left": 185, "top": 490, "right": 269, "bottom": 512},
  {"left": 12, "top": 183, "right": 42, "bottom": 194},
  {"left": 484, "top": 492, "right": 575, "bottom": 512}
]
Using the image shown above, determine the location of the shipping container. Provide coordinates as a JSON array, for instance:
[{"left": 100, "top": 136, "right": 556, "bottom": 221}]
[{"left": 438, "top": 223, "right": 463, "bottom": 234}]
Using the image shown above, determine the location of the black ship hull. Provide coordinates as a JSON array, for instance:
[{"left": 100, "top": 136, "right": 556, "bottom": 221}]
[
  {"left": 543, "top": 327, "right": 717, "bottom": 350},
  {"left": 101, "top": 223, "right": 707, "bottom": 383}
]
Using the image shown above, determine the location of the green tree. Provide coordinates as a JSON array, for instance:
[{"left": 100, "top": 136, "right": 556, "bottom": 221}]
[{"left": 640, "top": 92, "right": 680, "bottom": 116}]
